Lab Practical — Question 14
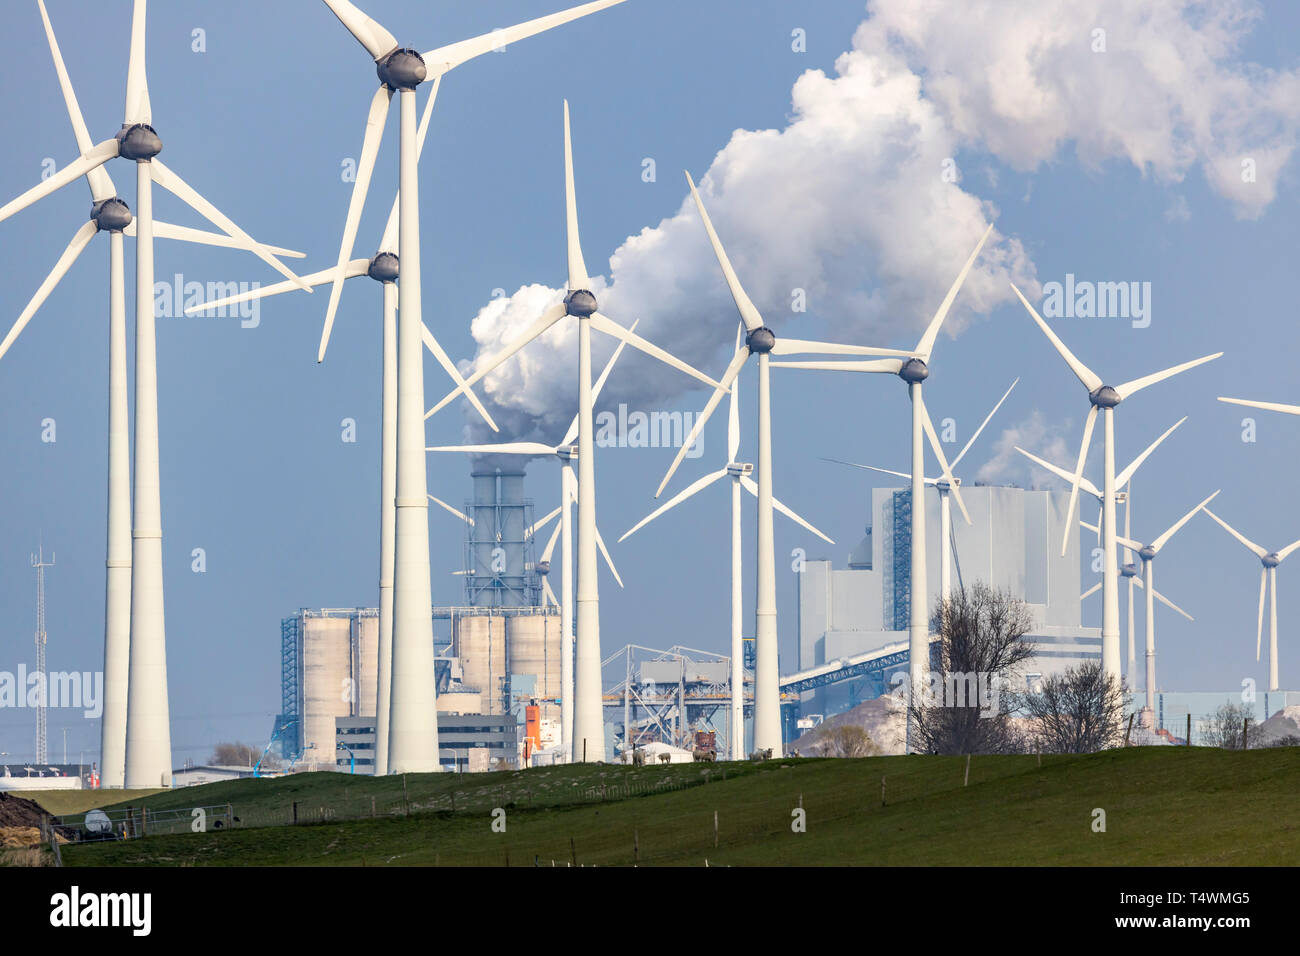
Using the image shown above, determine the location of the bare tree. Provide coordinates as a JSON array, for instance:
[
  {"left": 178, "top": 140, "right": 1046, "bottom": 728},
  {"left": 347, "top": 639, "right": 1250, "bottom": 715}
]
[
  {"left": 908, "top": 583, "right": 1035, "bottom": 755},
  {"left": 810, "top": 724, "right": 877, "bottom": 758},
  {"left": 1200, "top": 703, "right": 1260, "bottom": 749},
  {"left": 1020, "top": 662, "right": 1126, "bottom": 753},
  {"left": 210, "top": 741, "right": 267, "bottom": 768}
]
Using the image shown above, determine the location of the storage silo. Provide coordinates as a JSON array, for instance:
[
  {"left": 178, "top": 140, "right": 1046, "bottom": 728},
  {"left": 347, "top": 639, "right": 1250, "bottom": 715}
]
[
  {"left": 355, "top": 610, "right": 378, "bottom": 717},
  {"left": 301, "top": 613, "right": 351, "bottom": 764},
  {"left": 453, "top": 611, "right": 508, "bottom": 714},
  {"left": 507, "top": 610, "right": 562, "bottom": 726}
]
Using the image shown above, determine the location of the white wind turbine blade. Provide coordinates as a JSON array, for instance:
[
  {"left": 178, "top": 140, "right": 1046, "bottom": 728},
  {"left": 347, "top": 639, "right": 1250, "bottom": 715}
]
[
  {"left": 594, "top": 526, "right": 623, "bottom": 588},
  {"left": 540, "top": 518, "right": 564, "bottom": 564},
  {"left": 421, "top": 324, "right": 499, "bottom": 431},
  {"left": 1111, "top": 532, "right": 1141, "bottom": 551},
  {"left": 952, "top": 378, "right": 1019, "bottom": 469},
  {"left": 320, "top": 84, "right": 392, "bottom": 362},
  {"left": 563, "top": 100, "right": 589, "bottom": 291},
  {"left": 428, "top": 494, "right": 473, "bottom": 526},
  {"left": 378, "top": 77, "right": 442, "bottom": 254},
  {"left": 541, "top": 576, "right": 560, "bottom": 608},
  {"left": 620, "top": 468, "right": 728, "bottom": 542},
  {"left": 685, "top": 171, "right": 762, "bottom": 332},
  {"left": 529, "top": 506, "right": 562, "bottom": 539},
  {"left": 769, "top": 338, "right": 917, "bottom": 358},
  {"left": 1010, "top": 283, "right": 1102, "bottom": 393},
  {"left": 728, "top": 324, "right": 742, "bottom": 462},
  {"left": 0, "top": 220, "right": 98, "bottom": 361},
  {"left": 1218, "top": 396, "right": 1300, "bottom": 417},
  {"left": 1060, "top": 404, "right": 1099, "bottom": 557},
  {"left": 1201, "top": 508, "right": 1268, "bottom": 559},
  {"left": 1080, "top": 581, "right": 1101, "bottom": 601},
  {"left": 1150, "top": 490, "right": 1220, "bottom": 553},
  {"left": 185, "top": 260, "right": 369, "bottom": 314},
  {"left": 820, "top": 458, "right": 938, "bottom": 486},
  {"left": 142, "top": 220, "right": 305, "bottom": 259},
  {"left": 739, "top": 476, "right": 834, "bottom": 544},
  {"left": 1015, "top": 447, "right": 1102, "bottom": 500},
  {"left": 921, "top": 406, "right": 971, "bottom": 525},
  {"left": 1114, "top": 417, "right": 1186, "bottom": 488},
  {"left": 1275, "top": 536, "right": 1300, "bottom": 562},
  {"left": 423, "top": 0, "right": 631, "bottom": 76},
  {"left": 321, "top": 0, "right": 399, "bottom": 60},
  {"left": 124, "top": 0, "right": 152, "bottom": 125},
  {"left": 1151, "top": 588, "right": 1194, "bottom": 622},
  {"left": 0, "top": 140, "right": 119, "bottom": 225},
  {"left": 562, "top": 320, "right": 637, "bottom": 446},
  {"left": 589, "top": 313, "right": 720, "bottom": 391},
  {"left": 1114, "top": 353, "right": 1223, "bottom": 401},
  {"left": 654, "top": 349, "right": 746, "bottom": 498},
  {"left": 915, "top": 222, "right": 995, "bottom": 360},
  {"left": 37, "top": 0, "right": 114, "bottom": 203},
  {"left": 770, "top": 359, "right": 905, "bottom": 374},
  {"left": 1256, "top": 567, "right": 1267, "bottom": 660},
  {"left": 425, "top": 442, "right": 556, "bottom": 457},
  {"left": 148, "top": 160, "right": 309, "bottom": 291},
  {"left": 425, "top": 302, "right": 568, "bottom": 419}
]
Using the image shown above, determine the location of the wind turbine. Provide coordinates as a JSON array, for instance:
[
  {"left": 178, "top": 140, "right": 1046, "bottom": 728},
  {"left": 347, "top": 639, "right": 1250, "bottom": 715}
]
[
  {"left": 771, "top": 225, "right": 993, "bottom": 739},
  {"left": 0, "top": 0, "right": 309, "bottom": 788},
  {"left": 0, "top": 2, "right": 306, "bottom": 789},
  {"left": 1218, "top": 397, "right": 1300, "bottom": 417},
  {"left": 620, "top": 325, "right": 834, "bottom": 760},
  {"left": 322, "top": 0, "right": 632, "bottom": 773},
  {"left": 427, "top": 322, "right": 637, "bottom": 760},
  {"left": 1094, "top": 491, "right": 1220, "bottom": 718},
  {"left": 651, "top": 175, "right": 918, "bottom": 758},
  {"left": 1016, "top": 417, "right": 1186, "bottom": 689},
  {"left": 428, "top": 107, "right": 721, "bottom": 762},
  {"left": 1011, "top": 283, "right": 1220, "bottom": 684},
  {"left": 1201, "top": 507, "right": 1300, "bottom": 692},
  {"left": 823, "top": 378, "right": 1017, "bottom": 603}
]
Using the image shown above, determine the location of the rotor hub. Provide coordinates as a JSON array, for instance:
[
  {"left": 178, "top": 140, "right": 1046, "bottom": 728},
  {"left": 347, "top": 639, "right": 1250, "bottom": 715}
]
[
  {"left": 117, "top": 123, "right": 162, "bottom": 161},
  {"left": 92, "top": 197, "right": 132, "bottom": 232},
  {"left": 564, "top": 289, "right": 598, "bottom": 318},
  {"left": 1264, "top": 553, "right": 1281, "bottom": 568},
  {"left": 745, "top": 326, "right": 776, "bottom": 354},
  {"left": 368, "top": 252, "right": 399, "bottom": 282},
  {"left": 1089, "top": 385, "right": 1121, "bottom": 408},
  {"left": 898, "top": 357, "right": 930, "bottom": 384},
  {"left": 377, "top": 48, "right": 427, "bottom": 90},
  {"left": 1139, "top": 545, "right": 1157, "bottom": 562}
]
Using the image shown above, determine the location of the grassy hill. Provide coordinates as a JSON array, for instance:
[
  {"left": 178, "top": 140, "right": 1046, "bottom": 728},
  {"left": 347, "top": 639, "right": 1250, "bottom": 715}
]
[{"left": 58, "top": 747, "right": 1300, "bottom": 866}]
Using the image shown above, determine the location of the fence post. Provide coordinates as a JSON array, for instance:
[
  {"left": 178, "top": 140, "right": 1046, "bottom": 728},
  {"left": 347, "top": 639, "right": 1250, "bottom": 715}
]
[
  {"left": 292, "top": 801, "right": 298, "bottom": 825},
  {"left": 227, "top": 803, "right": 234, "bottom": 829},
  {"left": 570, "top": 836, "right": 577, "bottom": 867},
  {"left": 964, "top": 754, "right": 971, "bottom": 786},
  {"left": 1186, "top": 713, "right": 1192, "bottom": 746},
  {"left": 881, "top": 775, "right": 887, "bottom": 807},
  {"left": 1123, "top": 712, "right": 1135, "bottom": 747},
  {"left": 634, "top": 828, "right": 639, "bottom": 865},
  {"left": 713, "top": 810, "right": 719, "bottom": 848},
  {"left": 1243, "top": 717, "right": 1249, "bottom": 751}
]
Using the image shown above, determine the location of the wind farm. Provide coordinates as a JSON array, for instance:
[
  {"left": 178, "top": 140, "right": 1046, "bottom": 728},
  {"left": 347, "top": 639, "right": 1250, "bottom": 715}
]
[{"left": 1, "top": 0, "right": 1299, "bottom": 888}]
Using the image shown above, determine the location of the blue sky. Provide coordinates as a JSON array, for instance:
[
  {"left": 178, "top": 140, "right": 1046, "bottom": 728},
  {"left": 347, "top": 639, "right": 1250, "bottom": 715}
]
[{"left": 1, "top": 0, "right": 1298, "bottom": 764}]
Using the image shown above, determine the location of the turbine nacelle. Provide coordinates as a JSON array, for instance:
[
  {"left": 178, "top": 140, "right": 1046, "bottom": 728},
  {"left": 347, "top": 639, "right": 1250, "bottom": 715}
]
[
  {"left": 898, "top": 357, "right": 929, "bottom": 384},
  {"left": 556, "top": 445, "right": 578, "bottom": 462},
  {"left": 116, "top": 123, "right": 161, "bottom": 161},
  {"left": 564, "top": 289, "right": 597, "bottom": 317},
  {"left": 1139, "top": 545, "right": 1157, "bottom": 561},
  {"left": 1089, "top": 385, "right": 1121, "bottom": 408},
  {"left": 936, "top": 476, "right": 962, "bottom": 491},
  {"left": 536, "top": 560, "right": 551, "bottom": 576},
  {"left": 91, "top": 197, "right": 132, "bottom": 232},
  {"left": 368, "top": 251, "right": 399, "bottom": 282},
  {"left": 1121, "top": 563, "right": 1139, "bottom": 578},
  {"left": 1263, "top": 553, "right": 1281, "bottom": 568},
  {"left": 726, "top": 462, "right": 753, "bottom": 477},
  {"left": 376, "top": 48, "right": 427, "bottom": 90},
  {"left": 745, "top": 326, "right": 775, "bottom": 354}
]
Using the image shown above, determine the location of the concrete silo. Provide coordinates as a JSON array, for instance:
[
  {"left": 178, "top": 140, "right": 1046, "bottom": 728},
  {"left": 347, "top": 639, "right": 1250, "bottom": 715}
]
[
  {"left": 453, "top": 611, "right": 508, "bottom": 714},
  {"left": 507, "top": 610, "right": 562, "bottom": 727}
]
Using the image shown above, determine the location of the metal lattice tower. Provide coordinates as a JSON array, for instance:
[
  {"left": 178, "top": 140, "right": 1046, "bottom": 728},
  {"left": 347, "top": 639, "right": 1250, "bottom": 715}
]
[{"left": 31, "top": 544, "right": 54, "bottom": 765}]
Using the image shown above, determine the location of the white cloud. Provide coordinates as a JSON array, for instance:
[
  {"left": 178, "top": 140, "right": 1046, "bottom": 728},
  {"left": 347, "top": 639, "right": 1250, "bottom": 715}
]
[{"left": 975, "top": 411, "right": 1074, "bottom": 488}]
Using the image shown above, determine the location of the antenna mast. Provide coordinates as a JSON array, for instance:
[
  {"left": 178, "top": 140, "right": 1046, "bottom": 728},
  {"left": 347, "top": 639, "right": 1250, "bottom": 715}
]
[{"left": 31, "top": 542, "right": 55, "bottom": 765}]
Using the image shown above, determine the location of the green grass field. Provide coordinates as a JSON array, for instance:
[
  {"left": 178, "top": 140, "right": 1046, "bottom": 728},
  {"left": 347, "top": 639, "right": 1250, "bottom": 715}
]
[
  {"left": 54, "top": 747, "right": 1300, "bottom": 866},
  {"left": 18, "top": 789, "right": 165, "bottom": 816}
]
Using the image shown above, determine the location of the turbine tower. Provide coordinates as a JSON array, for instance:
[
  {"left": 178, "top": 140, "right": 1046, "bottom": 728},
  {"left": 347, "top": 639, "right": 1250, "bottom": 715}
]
[
  {"left": 621, "top": 325, "right": 835, "bottom": 760},
  {"left": 1011, "top": 283, "right": 1220, "bottom": 684},
  {"left": 1107, "top": 492, "right": 1220, "bottom": 718},
  {"left": 0, "top": 0, "right": 308, "bottom": 788},
  {"left": 823, "top": 378, "right": 1017, "bottom": 602},
  {"left": 653, "top": 174, "right": 918, "bottom": 757},
  {"left": 1201, "top": 507, "right": 1300, "bottom": 692},
  {"left": 1016, "top": 417, "right": 1186, "bottom": 690},
  {"left": 31, "top": 545, "right": 55, "bottom": 765},
  {"left": 427, "top": 106, "right": 720, "bottom": 762},
  {"left": 428, "top": 327, "right": 637, "bottom": 760},
  {"left": 322, "top": 0, "right": 633, "bottom": 773},
  {"left": 1, "top": 2, "right": 303, "bottom": 789}
]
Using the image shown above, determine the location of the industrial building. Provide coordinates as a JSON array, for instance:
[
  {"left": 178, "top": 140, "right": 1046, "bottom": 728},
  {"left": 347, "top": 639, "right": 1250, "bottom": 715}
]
[{"left": 793, "top": 483, "right": 1102, "bottom": 720}]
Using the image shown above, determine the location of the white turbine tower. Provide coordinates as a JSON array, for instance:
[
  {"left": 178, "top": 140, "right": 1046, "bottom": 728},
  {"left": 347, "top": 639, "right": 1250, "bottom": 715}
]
[
  {"left": 1201, "top": 507, "right": 1300, "bottom": 692},
  {"left": 427, "top": 107, "right": 720, "bottom": 763},
  {"left": 0, "top": 0, "right": 308, "bottom": 788},
  {"left": 1101, "top": 491, "right": 1220, "bottom": 718},
  {"left": 823, "top": 378, "right": 1018, "bottom": 603},
  {"left": 428, "top": 325, "right": 637, "bottom": 760},
  {"left": 1016, "top": 416, "right": 1186, "bottom": 689},
  {"left": 771, "top": 226, "right": 994, "bottom": 743},
  {"left": 0, "top": 2, "right": 304, "bottom": 789},
  {"left": 1011, "top": 283, "right": 1220, "bottom": 685},
  {"left": 621, "top": 325, "right": 834, "bottom": 761},
  {"left": 653, "top": 175, "right": 919, "bottom": 758},
  {"left": 322, "top": 0, "right": 631, "bottom": 772}
]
